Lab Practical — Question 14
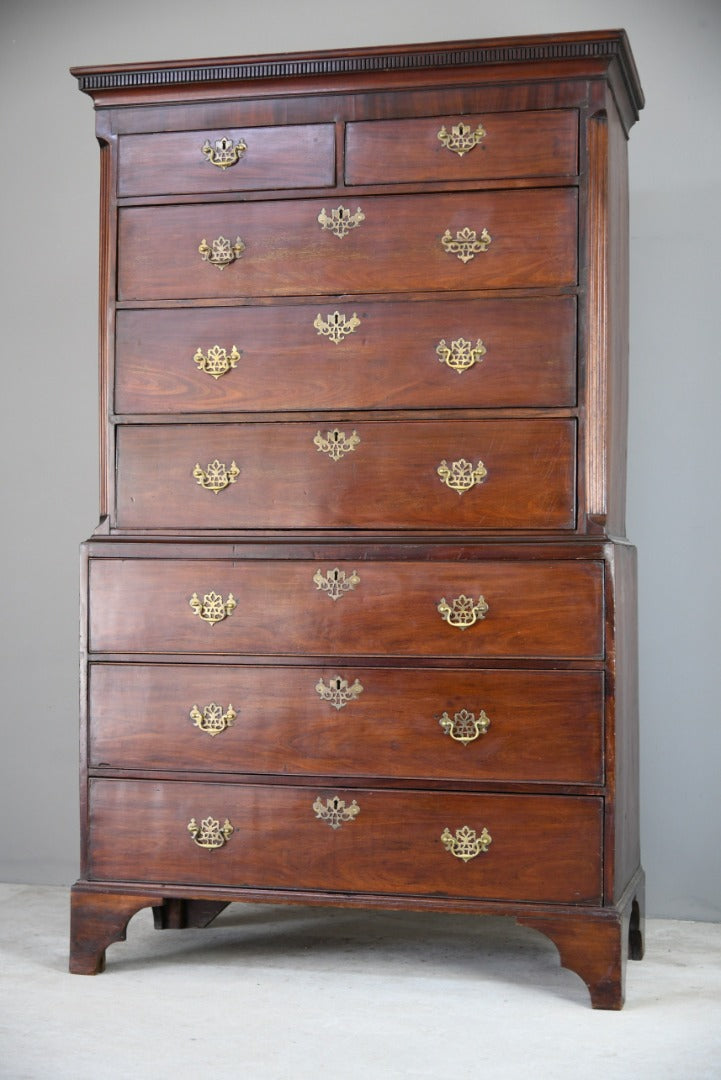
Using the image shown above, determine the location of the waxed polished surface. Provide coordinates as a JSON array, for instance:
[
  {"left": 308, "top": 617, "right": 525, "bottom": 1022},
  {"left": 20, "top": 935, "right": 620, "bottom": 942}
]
[{"left": 72, "top": 34, "right": 642, "bottom": 1006}]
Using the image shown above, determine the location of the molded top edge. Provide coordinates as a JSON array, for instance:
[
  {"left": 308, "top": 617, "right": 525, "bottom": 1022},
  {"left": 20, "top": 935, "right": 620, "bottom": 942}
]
[{"left": 70, "top": 29, "right": 644, "bottom": 118}]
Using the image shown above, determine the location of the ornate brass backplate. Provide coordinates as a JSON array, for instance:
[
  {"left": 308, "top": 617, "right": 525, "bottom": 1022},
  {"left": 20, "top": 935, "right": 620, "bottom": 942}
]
[
  {"left": 313, "top": 311, "right": 361, "bottom": 343},
  {"left": 437, "top": 458, "right": 488, "bottom": 494},
  {"left": 313, "top": 428, "right": 360, "bottom": 461},
  {"left": 187, "top": 816, "right": 234, "bottom": 849},
  {"left": 193, "top": 459, "right": 240, "bottom": 494},
  {"left": 189, "top": 591, "right": 236, "bottom": 625},
  {"left": 439, "top": 708, "right": 491, "bottom": 745},
  {"left": 201, "top": 135, "right": 247, "bottom": 169},
  {"left": 436, "top": 337, "right": 486, "bottom": 374},
  {"left": 313, "top": 567, "right": 361, "bottom": 601},
  {"left": 194, "top": 345, "right": 241, "bottom": 379},
  {"left": 315, "top": 675, "right": 364, "bottom": 710},
  {"left": 437, "top": 594, "right": 489, "bottom": 629},
  {"left": 440, "top": 825, "right": 492, "bottom": 861},
  {"left": 317, "top": 205, "right": 365, "bottom": 238},
  {"left": 437, "top": 121, "right": 487, "bottom": 156},
  {"left": 190, "top": 702, "right": 237, "bottom": 736},
  {"left": 198, "top": 235, "right": 245, "bottom": 269},
  {"left": 312, "top": 795, "right": 360, "bottom": 830},
  {"left": 441, "top": 227, "right": 492, "bottom": 263}
]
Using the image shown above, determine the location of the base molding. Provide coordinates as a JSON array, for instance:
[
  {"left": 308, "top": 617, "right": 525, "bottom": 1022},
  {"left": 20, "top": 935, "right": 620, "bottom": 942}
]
[{"left": 70, "top": 868, "right": 644, "bottom": 1007}]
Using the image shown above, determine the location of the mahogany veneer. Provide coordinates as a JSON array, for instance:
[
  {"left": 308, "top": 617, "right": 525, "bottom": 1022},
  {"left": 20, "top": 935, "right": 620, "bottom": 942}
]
[
  {"left": 114, "top": 419, "right": 577, "bottom": 530},
  {"left": 118, "top": 123, "right": 335, "bottom": 196},
  {"left": 87, "top": 780, "right": 603, "bottom": 902},
  {"left": 71, "top": 30, "right": 644, "bottom": 1007},
  {"left": 344, "top": 109, "right": 579, "bottom": 183},
  {"left": 88, "top": 663, "right": 604, "bottom": 783},
  {"left": 117, "top": 189, "right": 577, "bottom": 300},
  {"left": 114, "top": 296, "right": 577, "bottom": 414},
  {"left": 87, "top": 554, "right": 603, "bottom": 658}
]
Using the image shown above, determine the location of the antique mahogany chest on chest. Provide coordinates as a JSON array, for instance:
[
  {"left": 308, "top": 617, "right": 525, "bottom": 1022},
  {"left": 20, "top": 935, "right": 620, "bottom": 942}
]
[{"left": 70, "top": 30, "right": 645, "bottom": 1008}]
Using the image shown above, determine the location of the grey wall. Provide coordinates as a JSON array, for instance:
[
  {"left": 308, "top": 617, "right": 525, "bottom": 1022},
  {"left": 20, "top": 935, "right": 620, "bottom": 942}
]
[{"left": 1, "top": 0, "right": 719, "bottom": 920}]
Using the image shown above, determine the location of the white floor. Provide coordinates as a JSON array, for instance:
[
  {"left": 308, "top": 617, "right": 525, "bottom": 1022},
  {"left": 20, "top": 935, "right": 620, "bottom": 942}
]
[{"left": 1, "top": 884, "right": 720, "bottom": 1080}]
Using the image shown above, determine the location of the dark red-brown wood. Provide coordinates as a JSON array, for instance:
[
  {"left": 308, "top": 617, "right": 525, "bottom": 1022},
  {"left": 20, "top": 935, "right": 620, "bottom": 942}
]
[
  {"left": 114, "top": 419, "right": 577, "bottom": 531},
  {"left": 152, "top": 898, "right": 230, "bottom": 929},
  {"left": 87, "top": 779, "right": 603, "bottom": 903},
  {"left": 118, "top": 123, "right": 336, "bottom": 197},
  {"left": 69, "top": 888, "right": 157, "bottom": 974},
  {"left": 345, "top": 109, "right": 578, "bottom": 184},
  {"left": 88, "top": 663, "right": 604, "bottom": 784},
  {"left": 114, "top": 296, "right": 577, "bottom": 414},
  {"left": 87, "top": 556, "right": 604, "bottom": 659},
  {"left": 71, "top": 32, "right": 643, "bottom": 132},
  {"left": 71, "top": 33, "right": 643, "bottom": 1007},
  {"left": 519, "top": 869, "right": 644, "bottom": 1008},
  {"left": 117, "top": 188, "right": 577, "bottom": 300}
]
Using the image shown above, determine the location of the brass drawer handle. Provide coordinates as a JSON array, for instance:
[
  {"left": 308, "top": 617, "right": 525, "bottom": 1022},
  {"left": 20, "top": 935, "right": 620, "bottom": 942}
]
[
  {"left": 189, "top": 591, "right": 236, "bottom": 625},
  {"left": 198, "top": 235, "right": 245, "bottom": 269},
  {"left": 313, "top": 428, "right": 360, "bottom": 461},
  {"left": 188, "top": 816, "right": 234, "bottom": 849},
  {"left": 437, "top": 594, "right": 489, "bottom": 629},
  {"left": 194, "top": 345, "right": 241, "bottom": 379},
  {"left": 437, "top": 458, "right": 488, "bottom": 494},
  {"left": 441, "top": 825, "right": 492, "bottom": 861},
  {"left": 315, "top": 676, "right": 364, "bottom": 710},
  {"left": 441, "top": 226, "right": 492, "bottom": 263},
  {"left": 437, "top": 121, "right": 487, "bottom": 156},
  {"left": 437, "top": 337, "right": 486, "bottom": 373},
  {"left": 193, "top": 459, "right": 240, "bottom": 493},
  {"left": 439, "top": 709, "right": 490, "bottom": 745},
  {"left": 190, "top": 702, "right": 236, "bottom": 736},
  {"left": 313, "top": 796, "right": 360, "bottom": 830},
  {"left": 317, "top": 204, "right": 365, "bottom": 238},
  {"left": 201, "top": 135, "right": 247, "bottom": 169},
  {"left": 313, "top": 567, "right": 361, "bottom": 601},
  {"left": 314, "top": 311, "right": 361, "bottom": 343}
]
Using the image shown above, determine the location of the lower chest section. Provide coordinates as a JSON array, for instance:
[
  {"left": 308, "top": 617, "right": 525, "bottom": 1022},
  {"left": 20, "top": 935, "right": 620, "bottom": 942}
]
[{"left": 82, "top": 544, "right": 612, "bottom": 907}]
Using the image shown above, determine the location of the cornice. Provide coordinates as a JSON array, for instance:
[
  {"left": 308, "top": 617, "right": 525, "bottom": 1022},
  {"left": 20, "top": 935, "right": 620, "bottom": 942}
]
[{"left": 71, "top": 31, "right": 644, "bottom": 121}]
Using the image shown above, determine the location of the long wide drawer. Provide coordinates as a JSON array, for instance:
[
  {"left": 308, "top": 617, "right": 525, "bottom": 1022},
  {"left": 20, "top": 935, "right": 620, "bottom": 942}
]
[
  {"left": 87, "top": 779, "right": 603, "bottom": 903},
  {"left": 114, "top": 420, "right": 576, "bottom": 531},
  {"left": 117, "top": 188, "right": 577, "bottom": 300},
  {"left": 87, "top": 558, "right": 604, "bottom": 659},
  {"left": 114, "top": 296, "right": 577, "bottom": 414},
  {"left": 88, "top": 664, "right": 604, "bottom": 784}
]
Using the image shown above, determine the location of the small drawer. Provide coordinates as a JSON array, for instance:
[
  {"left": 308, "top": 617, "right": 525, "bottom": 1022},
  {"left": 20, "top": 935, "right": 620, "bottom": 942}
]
[
  {"left": 87, "top": 557, "right": 604, "bottom": 659},
  {"left": 117, "top": 124, "right": 336, "bottom": 196},
  {"left": 114, "top": 419, "right": 576, "bottom": 531},
  {"left": 87, "top": 779, "right": 603, "bottom": 903},
  {"left": 89, "top": 663, "right": 604, "bottom": 785},
  {"left": 345, "top": 109, "right": 578, "bottom": 184},
  {"left": 116, "top": 188, "right": 577, "bottom": 300},
  {"left": 114, "top": 296, "right": 577, "bottom": 414}
]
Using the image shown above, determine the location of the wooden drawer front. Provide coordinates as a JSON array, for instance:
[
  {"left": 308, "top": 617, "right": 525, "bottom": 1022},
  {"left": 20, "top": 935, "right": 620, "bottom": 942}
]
[
  {"left": 87, "top": 779, "right": 602, "bottom": 903},
  {"left": 115, "top": 296, "right": 576, "bottom": 414},
  {"left": 345, "top": 110, "right": 578, "bottom": 184},
  {"left": 117, "top": 124, "right": 336, "bottom": 196},
  {"left": 88, "top": 558, "right": 603, "bottom": 659},
  {"left": 115, "top": 420, "right": 576, "bottom": 531},
  {"left": 89, "top": 664, "right": 604, "bottom": 784},
  {"left": 117, "top": 188, "right": 577, "bottom": 300}
]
